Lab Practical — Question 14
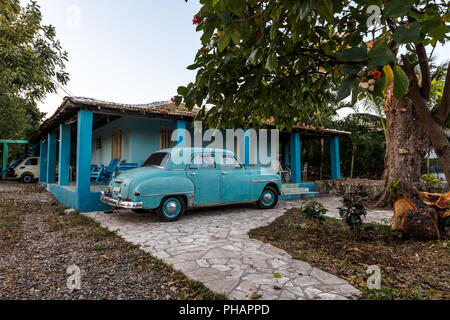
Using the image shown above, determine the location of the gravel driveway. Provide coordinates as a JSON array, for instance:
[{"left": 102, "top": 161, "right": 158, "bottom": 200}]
[
  {"left": 85, "top": 197, "right": 392, "bottom": 300},
  {"left": 0, "top": 182, "right": 220, "bottom": 300}
]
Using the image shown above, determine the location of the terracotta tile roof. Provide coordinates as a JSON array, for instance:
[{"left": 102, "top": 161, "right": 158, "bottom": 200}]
[
  {"left": 32, "top": 96, "right": 350, "bottom": 142},
  {"left": 67, "top": 96, "right": 199, "bottom": 118},
  {"left": 262, "top": 118, "right": 351, "bottom": 136}
]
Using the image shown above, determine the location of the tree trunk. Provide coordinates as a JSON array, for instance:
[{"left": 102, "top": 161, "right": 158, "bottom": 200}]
[
  {"left": 376, "top": 90, "right": 430, "bottom": 207},
  {"left": 350, "top": 146, "right": 355, "bottom": 179},
  {"left": 403, "top": 209, "right": 440, "bottom": 240},
  {"left": 401, "top": 57, "right": 450, "bottom": 185}
]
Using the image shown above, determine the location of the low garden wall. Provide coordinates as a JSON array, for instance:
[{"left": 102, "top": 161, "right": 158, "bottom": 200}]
[{"left": 315, "top": 179, "right": 386, "bottom": 198}]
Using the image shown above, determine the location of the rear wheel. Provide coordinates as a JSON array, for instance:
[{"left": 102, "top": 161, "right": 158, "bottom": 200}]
[
  {"left": 21, "top": 174, "right": 34, "bottom": 184},
  {"left": 157, "top": 197, "right": 185, "bottom": 222},
  {"left": 257, "top": 186, "right": 279, "bottom": 209}
]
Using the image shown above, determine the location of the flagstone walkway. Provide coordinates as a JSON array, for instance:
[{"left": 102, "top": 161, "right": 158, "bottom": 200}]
[{"left": 84, "top": 197, "right": 392, "bottom": 300}]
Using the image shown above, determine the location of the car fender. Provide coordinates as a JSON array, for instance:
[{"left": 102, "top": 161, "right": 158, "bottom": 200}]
[
  {"left": 248, "top": 174, "right": 282, "bottom": 200},
  {"left": 135, "top": 176, "right": 195, "bottom": 210}
]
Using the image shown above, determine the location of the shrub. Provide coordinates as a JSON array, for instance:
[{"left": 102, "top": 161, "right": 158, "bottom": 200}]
[
  {"left": 388, "top": 178, "right": 403, "bottom": 200},
  {"left": 338, "top": 188, "right": 368, "bottom": 237},
  {"left": 421, "top": 174, "right": 441, "bottom": 191},
  {"left": 300, "top": 199, "right": 327, "bottom": 225}
]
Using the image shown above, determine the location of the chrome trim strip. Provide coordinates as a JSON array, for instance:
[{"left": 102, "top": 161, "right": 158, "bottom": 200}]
[
  {"left": 251, "top": 179, "right": 281, "bottom": 184},
  {"left": 141, "top": 191, "right": 194, "bottom": 198}
]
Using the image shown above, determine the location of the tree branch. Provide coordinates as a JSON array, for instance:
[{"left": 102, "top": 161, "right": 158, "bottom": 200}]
[
  {"left": 415, "top": 43, "right": 431, "bottom": 101},
  {"left": 433, "top": 62, "right": 450, "bottom": 126}
]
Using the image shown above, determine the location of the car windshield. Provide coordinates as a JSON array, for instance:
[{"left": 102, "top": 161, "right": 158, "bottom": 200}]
[{"left": 142, "top": 152, "right": 170, "bottom": 168}]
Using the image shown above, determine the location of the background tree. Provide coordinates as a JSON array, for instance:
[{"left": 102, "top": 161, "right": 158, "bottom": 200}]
[
  {"left": 177, "top": 0, "right": 450, "bottom": 203},
  {"left": 0, "top": 0, "right": 69, "bottom": 141}
]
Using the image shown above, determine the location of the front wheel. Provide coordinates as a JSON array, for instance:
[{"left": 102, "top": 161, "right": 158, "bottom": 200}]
[
  {"left": 257, "top": 186, "right": 279, "bottom": 209},
  {"left": 157, "top": 197, "right": 185, "bottom": 222},
  {"left": 21, "top": 174, "right": 34, "bottom": 184}
]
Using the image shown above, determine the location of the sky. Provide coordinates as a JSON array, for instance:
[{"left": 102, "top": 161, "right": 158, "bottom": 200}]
[
  {"left": 29, "top": 1, "right": 450, "bottom": 119},
  {"left": 33, "top": 0, "right": 203, "bottom": 117}
]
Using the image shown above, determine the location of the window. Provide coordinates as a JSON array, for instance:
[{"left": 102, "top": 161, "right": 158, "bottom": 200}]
[
  {"left": 111, "top": 129, "right": 122, "bottom": 159},
  {"left": 25, "top": 158, "right": 38, "bottom": 166},
  {"left": 142, "top": 153, "right": 170, "bottom": 168},
  {"left": 160, "top": 127, "right": 174, "bottom": 149},
  {"left": 189, "top": 154, "right": 216, "bottom": 169},
  {"left": 219, "top": 155, "right": 242, "bottom": 169}
]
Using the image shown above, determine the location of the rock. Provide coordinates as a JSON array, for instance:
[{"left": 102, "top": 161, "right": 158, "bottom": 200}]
[{"left": 64, "top": 209, "right": 79, "bottom": 216}]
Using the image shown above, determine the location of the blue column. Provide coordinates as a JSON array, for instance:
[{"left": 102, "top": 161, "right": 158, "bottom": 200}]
[
  {"left": 59, "top": 124, "right": 71, "bottom": 186},
  {"left": 174, "top": 120, "right": 187, "bottom": 147},
  {"left": 76, "top": 110, "right": 93, "bottom": 210},
  {"left": 283, "top": 141, "right": 290, "bottom": 167},
  {"left": 244, "top": 131, "right": 251, "bottom": 166},
  {"left": 290, "top": 133, "right": 301, "bottom": 184},
  {"left": 39, "top": 140, "right": 48, "bottom": 183},
  {"left": 331, "top": 136, "right": 341, "bottom": 180},
  {"left": 46, "top": 133, "right": 57, "bottom": 184}
]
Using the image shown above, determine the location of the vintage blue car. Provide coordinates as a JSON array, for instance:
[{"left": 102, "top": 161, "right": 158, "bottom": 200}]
[{"left": 100, "top": 148, "right": 282, "bottom": 221}]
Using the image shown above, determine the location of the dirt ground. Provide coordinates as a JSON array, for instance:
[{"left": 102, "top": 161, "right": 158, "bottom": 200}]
[
  {"left": 249, "top": 208, "right": 450, "bottom": 300},
  {"left": 0, "top": 182, "right": 223, "bottom": 300}
]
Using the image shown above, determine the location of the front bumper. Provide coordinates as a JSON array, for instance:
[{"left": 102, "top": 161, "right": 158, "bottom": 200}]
[{"left": 100, "top": 192, "right": 144, "bottom": 209}]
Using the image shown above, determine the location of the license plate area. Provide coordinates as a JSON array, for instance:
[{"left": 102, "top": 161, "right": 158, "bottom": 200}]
[{"left": 113, "top": 186, "right": 121, "bottom": 193}]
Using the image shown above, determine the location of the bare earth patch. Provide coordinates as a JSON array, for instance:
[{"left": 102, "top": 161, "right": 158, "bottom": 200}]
[
  {"left": 249, "top": 208, "right": 450, "bottom": 300},
  {"left": 0, "top": 183, "right": 224, "bottom": 300}
]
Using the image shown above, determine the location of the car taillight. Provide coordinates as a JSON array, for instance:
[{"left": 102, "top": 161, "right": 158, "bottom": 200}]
[{"left": 134, "top": 191, "right": 141, "bottom": 197}]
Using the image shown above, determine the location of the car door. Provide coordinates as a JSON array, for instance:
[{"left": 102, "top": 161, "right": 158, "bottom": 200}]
[
  {"left": 218, "top": 154, "right": 250, "bottom": 203},
  {"left": 186, "top": 153, "right": 221, "bottom": 205}
]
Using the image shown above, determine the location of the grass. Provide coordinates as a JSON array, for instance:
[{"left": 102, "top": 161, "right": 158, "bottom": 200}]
[{"left": 249, "top": 208, "right": 450, "bottom": 300}]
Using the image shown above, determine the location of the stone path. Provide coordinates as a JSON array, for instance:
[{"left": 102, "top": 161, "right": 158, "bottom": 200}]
[{"left": 84, "top": 197, "right": 392, "bottom": 300}]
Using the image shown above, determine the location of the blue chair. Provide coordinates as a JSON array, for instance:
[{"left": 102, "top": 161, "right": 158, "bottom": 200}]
[
  {"left": 117, "top": 163, "right": 139, "bottom": 176},
  {"left": 92, "top": 158, "right": 121, "bottom": 185}
]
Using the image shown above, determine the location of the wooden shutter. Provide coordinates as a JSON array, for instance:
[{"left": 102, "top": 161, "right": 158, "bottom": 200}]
[
  {"left": 160, "top": 127, "right": 174, "bottom": 149},
  {"left": 111, "top": 129, "right": 122, "bottom": 159}
]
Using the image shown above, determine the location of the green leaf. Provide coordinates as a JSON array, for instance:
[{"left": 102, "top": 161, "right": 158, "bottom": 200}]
[
  {"left": 422, "top": 18, "right": 448, "bottom": 40},
  {"left": 249, "top": 48, "right": 259, "bottom": 63},
  {"left": 384, "top": 0, "right": 414, "bottom": 18},
  {"left": 265, "top": 52, "right": 278, "bottom": 71},
  {"left": 201, "top": 27, "right": 215, "bottom": 44},
  {"left": 335, "top": 47, "right": 368, "bottom": 62},
  {"left": 393, "top": 65, "right": 410, "bottom": 99},
  {"left": 340, "top": 64, "right": 361, "bottom": 75},
  {"left": 218, "top": 33, "right": 230, "bottom": 52},
  {"left": 368, "top": 45, "right": 396, "bottom": 68},
  {"left": 186, "top": 63, "right": 198, "bottom": 71},
  {"left": 270, "top": 23, "right": 278, "bottom": 40},
  {"left": 299, "top": 0, "right": 318, "bottom": 20},
  {"left": 315, "top": 0, "right": 334, "bottom": 24},
  {"left": 231, "top": 29, "right": 241, "bottom": 44},
  {"left": 393, "top": 22, "right": 421, "bottom": 44},
  {"left": 337, "top": 77, "right": 356, "bottom": 102},
  {"left": 177, "top": 86, "right": 188, "bottom": 96}
]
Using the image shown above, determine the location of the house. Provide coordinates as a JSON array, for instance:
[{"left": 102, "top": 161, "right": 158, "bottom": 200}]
[{"left": 31, "top": 97, "right": 350, "bottom": 212}]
